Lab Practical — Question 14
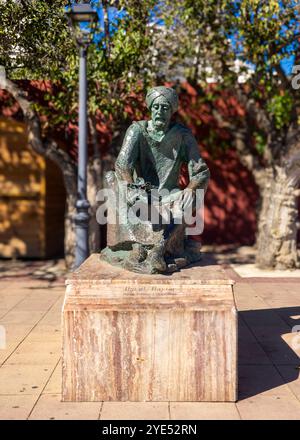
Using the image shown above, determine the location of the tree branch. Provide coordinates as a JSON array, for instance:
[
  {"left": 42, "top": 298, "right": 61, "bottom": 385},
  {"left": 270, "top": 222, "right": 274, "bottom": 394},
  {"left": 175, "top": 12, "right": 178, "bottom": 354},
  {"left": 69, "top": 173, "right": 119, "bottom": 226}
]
[
  {"left": 211, "top": 105, "right": 266, "bottom": 187},
  {"left": 101, "top": 0, "right": 111, "bottom": 58},
  {"left": 1, "top": 77, "right": 77, "bottom": 195},
  {"left": 233, "top": 128, "right": 266, "bottom": 189},
  {"left": 235, "top": 85, "right": 271, "bottom": 133}
]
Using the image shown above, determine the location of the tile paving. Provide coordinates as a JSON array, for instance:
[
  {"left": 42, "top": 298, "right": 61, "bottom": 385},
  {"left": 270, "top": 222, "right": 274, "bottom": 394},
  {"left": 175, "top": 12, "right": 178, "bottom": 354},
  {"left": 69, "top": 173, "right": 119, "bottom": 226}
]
[{"left": 0, "top": 255, "right": 299, "bottom": 419}]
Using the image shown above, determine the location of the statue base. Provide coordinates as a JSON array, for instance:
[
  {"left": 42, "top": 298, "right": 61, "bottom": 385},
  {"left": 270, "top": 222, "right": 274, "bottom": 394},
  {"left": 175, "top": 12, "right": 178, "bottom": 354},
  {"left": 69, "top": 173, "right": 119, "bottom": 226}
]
[
  {"left": 62, "top": 254, "right": 237, "bottom": 402},
  {"left": 100, "top": 238, "right": 202, "bottom": 274}
]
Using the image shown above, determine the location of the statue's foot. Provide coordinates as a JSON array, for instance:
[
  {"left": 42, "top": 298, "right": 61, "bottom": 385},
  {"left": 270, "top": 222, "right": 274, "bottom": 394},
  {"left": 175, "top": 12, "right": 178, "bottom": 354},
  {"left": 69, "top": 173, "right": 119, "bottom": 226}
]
[
  {"left": 178, "top": 239, "right": 201, "bottom": 265},
  {"left": 125, "top": 256, "right": 166, "bottom": 274},
  {"left": 124, "top": 244, "right": 147, "bottom": 271},
  {"left": 146, "top": 246, "right": 167, "bottom": 273},
  {"left": 185, "top": 249, "right": 202, "bottom": 264},
  {"left": 131, "top": 243, "right": 148, "bottom": 263},
  {"left": 164, "top": 256, "right": 188, "bottom": 273},
  {"left": 122, "top": 243, "right": 167, "bottom": 274},
  {"left": 124, "top": 260, "right": 147, "bottom": 273}
]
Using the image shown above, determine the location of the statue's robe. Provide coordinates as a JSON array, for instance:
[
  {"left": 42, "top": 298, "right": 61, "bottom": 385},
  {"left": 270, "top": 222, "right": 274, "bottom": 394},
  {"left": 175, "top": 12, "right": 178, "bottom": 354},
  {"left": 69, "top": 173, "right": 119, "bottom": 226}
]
[
  {"left": 115, "top": 120, "right": 210, "bottom": 192},
  {"left": 105, "top": 120, "right": 210, "bottom": 250}
]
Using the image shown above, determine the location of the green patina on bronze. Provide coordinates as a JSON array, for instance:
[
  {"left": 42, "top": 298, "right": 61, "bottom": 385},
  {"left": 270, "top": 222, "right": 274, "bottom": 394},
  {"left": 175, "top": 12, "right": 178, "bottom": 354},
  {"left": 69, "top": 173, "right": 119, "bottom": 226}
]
[{"left": 100, "top": 86, "right": 210, "bottom": 274}]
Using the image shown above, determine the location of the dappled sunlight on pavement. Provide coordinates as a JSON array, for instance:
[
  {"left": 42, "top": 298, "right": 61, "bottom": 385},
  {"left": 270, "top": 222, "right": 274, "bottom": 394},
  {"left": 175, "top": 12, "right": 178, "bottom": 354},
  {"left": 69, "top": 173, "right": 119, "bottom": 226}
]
[{"left": 0, "top": 254, "right": 299, "bottom": 419}]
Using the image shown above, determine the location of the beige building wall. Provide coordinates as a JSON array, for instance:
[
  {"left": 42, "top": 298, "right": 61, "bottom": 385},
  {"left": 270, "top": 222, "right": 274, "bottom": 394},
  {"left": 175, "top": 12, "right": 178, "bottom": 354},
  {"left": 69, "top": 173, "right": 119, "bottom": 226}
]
[{"left": 0, "top": 116, "right": 65, "bottom": 258}]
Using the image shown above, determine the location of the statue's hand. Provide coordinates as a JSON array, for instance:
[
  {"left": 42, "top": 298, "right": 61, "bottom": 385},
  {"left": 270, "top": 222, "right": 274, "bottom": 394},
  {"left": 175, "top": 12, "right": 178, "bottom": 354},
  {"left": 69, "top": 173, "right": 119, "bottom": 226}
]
[
  {"left": 127, "top": 187, "right": 142, "bottom": 207},
  {"left": 172, "top": 188, "right": 194, "bottom": 219},
  {"left": 127, "top": 181, "right": 149, "bottom": 207},
  {"left": 182, "top": 188, "right": 194, "bottom": 211}
]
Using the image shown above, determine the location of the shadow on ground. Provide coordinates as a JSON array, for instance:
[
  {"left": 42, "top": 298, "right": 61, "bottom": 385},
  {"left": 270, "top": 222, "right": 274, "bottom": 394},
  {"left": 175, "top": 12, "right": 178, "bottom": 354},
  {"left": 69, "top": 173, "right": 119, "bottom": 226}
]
[
  {"left": 238, "top": 307, "right": 300, "bottom": 400},
  {"left": 0, "top": 258, "right": 67, "bottom": 281}
]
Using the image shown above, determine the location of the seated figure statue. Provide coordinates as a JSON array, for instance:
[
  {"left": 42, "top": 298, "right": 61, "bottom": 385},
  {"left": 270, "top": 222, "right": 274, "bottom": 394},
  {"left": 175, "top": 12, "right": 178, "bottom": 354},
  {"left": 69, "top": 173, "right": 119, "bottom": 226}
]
[{"left": 100, "top": 86, "right": 210, "bottom": 274}]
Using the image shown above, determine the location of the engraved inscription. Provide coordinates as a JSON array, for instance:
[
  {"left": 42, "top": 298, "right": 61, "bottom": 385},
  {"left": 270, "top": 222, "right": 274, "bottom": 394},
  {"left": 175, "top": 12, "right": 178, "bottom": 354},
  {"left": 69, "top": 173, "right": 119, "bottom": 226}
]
[{"left": 124, "top": 285, "right": 177, "bottom": 296}]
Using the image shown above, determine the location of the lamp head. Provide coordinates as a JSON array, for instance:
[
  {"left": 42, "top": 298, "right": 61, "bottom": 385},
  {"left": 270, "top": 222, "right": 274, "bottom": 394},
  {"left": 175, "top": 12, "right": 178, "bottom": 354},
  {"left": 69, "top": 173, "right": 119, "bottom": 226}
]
[{"left": 66, "top": 3, "right": 98, "bottom": 48}]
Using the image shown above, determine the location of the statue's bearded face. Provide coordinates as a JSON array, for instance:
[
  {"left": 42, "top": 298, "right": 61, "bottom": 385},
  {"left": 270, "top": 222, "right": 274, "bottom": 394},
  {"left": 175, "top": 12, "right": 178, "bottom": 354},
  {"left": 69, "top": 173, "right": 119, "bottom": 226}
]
[{"left": 151, "top": 96, "right": 172, "bottom": 130}]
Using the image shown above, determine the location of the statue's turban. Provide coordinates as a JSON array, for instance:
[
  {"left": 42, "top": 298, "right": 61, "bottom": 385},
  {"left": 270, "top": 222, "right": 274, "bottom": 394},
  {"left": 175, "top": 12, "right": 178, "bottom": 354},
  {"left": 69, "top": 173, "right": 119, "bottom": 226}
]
[{"left": 146, "top": 86, "right": 179, "bottom": 113}]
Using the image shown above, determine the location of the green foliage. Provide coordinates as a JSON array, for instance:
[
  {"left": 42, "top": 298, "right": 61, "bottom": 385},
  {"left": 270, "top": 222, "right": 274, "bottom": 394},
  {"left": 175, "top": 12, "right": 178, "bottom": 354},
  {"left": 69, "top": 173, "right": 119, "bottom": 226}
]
[
  {"left": 159, "top": 0, "right": 300, "bottom": 158},
  {"left": 0, "top": 0, "right": 156, "bottom": 134},
  {"left": 1, "top": 0, "right": 300, "bottom": 160},
  {"left": 253, "top": 131, "right": 266, "bottom": 155},
  {"left": 0, "top": 0, "right": 75, "bottom": 79},
  {"left": 267, "top": 92, "right": 294, "bottom": 130}
]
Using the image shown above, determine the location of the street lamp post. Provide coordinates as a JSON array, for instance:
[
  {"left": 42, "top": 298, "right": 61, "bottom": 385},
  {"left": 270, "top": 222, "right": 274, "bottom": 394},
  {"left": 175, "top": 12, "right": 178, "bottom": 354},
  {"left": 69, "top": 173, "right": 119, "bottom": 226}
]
[{"left": 66, "top": 3, "right": 98, "bottom": 268}]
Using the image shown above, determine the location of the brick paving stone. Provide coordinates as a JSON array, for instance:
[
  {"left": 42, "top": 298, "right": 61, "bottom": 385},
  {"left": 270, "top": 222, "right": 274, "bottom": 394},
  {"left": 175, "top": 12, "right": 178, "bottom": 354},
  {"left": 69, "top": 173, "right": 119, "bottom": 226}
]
[
  {"left": 280, "top": 333, "right": 300, "bottom": 362},
  {"left": 43, "top": 360, "right": 62, "bottom": 394},
  {"left": 0, "top": 265, "right": 299, "bottom": 420},
  {"left": 232, "top": 264, "right": 300, "bottom": 278},
  {"left": 239, "top": 365, "right": 291, "bottom": 399},
  {"left": 0, "top": 295, "right": 29, "bottom": 318},
  {"left": 15, "top": 293, "right": 62, "bottom": 312},
  {"left": 0, "top": 394, "right": 38, "bottom": 420},
  {"left": 0, "top": 363, "right": 56, "bottom": 395},
  {"left": 238, "top": 318, "right": 271, "bottom": 365},
  {"left": 5, "top": 340, "right": 61, "bottom": 365},
  {"left": 170, "top": 402, "right": 240, "bottom": 420},
  {"left": 0, "top": 324, "right": 38, "bottom": 365},
  {"left": 276, "top": 365, "right": 300, "bottom": 400},
  {"left": 26, "top": 326, "right": 61, "bottom": 343},
  {"left": 100, "top": 402, "right": 169, "bottom": 420},
  {"left": 236, "top": 285, "right": 299, "bottom": 365},
  {"left": 238, "top": 365, "right": 300, "bottom": 419},
  {"left": 1, "top": 310, "right": 48, "bottom": 326},
  {"left": 237, "top": 394, "right": 300, "bottom": 420},
  {"left": 28, "top": 394, "right": 102, "bottom": 420}
]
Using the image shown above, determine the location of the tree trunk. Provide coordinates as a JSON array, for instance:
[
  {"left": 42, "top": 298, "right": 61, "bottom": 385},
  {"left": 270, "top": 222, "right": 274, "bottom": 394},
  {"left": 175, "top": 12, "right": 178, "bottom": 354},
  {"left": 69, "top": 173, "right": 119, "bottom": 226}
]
[
  {"left": 64, "top": 194, "right": 76, "bottom": 268},
  {"left": 88, "top": 156, "right": 102, "bottom": 253},
  {"left": 87, "top": 116, "right": 104, "bottom": 253},
  {"left": 1, "top": 77, "right": 78, "bottom": 267},
  {"left": 256, "top": 166, "right": 300, "bottom": 269},
  {"left": 231, "top": 119, "right": 300, "bottom": 270}
]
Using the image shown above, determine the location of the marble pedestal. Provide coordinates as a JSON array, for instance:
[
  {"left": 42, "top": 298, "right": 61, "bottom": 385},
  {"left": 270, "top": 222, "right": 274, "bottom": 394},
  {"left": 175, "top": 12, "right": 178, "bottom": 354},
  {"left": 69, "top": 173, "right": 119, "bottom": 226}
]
[{"left": 62, "top": 254, "right": 237, "bottom": 402}]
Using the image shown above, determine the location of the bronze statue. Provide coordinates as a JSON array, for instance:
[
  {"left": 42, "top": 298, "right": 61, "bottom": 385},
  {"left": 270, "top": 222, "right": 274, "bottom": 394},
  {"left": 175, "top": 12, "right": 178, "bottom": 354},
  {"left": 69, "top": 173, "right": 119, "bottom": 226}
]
[{"left": 100, "top": 86, "right": 210, "bottom": 273}]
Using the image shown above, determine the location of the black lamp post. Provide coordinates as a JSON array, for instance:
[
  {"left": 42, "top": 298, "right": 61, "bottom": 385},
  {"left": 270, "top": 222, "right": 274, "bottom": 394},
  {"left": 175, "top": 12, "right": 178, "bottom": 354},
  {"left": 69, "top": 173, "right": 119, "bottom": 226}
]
[{"left": 66, "top": 2, "right": 98, "bottom": 268}]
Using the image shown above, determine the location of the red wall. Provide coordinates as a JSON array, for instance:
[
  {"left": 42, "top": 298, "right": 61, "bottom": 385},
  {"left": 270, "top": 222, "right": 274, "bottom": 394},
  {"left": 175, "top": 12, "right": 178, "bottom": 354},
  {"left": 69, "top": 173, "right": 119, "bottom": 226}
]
[
  {"left": 176, "top": 83, "right": 260, "bottom": 245},
  {"left": 202, "top": 149, "right": 259, "bottom": 245},
  {"left": 2, "top": 81, "right": 296, "bottom": 247}
]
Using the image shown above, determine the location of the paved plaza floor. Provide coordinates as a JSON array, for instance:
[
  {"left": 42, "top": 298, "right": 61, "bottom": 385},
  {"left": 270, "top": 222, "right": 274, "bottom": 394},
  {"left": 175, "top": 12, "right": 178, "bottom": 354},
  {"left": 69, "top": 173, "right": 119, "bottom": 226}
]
[{"left": 0, "top": 250, "right": 299, "bottom": 420}]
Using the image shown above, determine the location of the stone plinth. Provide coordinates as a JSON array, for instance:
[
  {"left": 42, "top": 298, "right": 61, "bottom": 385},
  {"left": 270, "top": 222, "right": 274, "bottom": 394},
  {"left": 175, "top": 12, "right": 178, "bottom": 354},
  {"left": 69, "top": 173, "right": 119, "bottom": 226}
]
[{"left": 62, "top": 254, "right": 237, "bottom": 402}]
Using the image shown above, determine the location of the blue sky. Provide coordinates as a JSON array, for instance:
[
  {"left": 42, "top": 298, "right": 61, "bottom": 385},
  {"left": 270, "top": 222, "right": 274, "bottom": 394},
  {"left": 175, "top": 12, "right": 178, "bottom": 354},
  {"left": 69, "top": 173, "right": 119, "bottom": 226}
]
[
  {"left": 281, "top": 55, "right": 295, "bottom": 75},
  {"left": 69, "top": 2, "right": 298, "bottom": 77}
]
